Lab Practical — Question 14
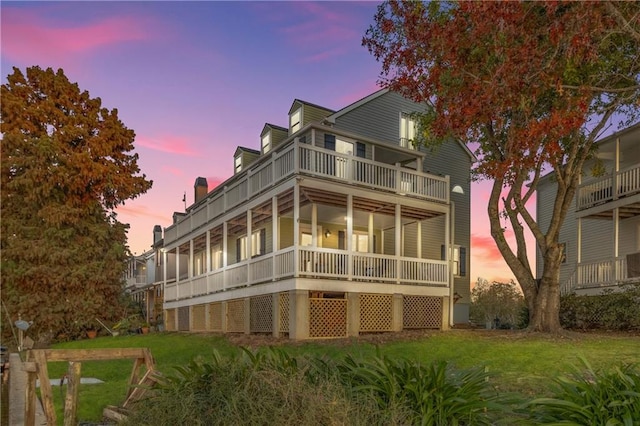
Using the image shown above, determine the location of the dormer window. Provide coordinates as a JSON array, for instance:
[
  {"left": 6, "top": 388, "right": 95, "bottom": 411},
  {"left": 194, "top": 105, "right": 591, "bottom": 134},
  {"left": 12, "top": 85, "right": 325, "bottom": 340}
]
[
  {"left": 234, "top": 155, "right": 242, "bottom": 174},
  {"left": 400, "top": 113, "right": 416, "bottom": 150},
  {"left": 261, "top": 132, "right": 271, "bottom": 154},
  {"left": 290, "top": 108, "right": 301, "bottom": 134}
]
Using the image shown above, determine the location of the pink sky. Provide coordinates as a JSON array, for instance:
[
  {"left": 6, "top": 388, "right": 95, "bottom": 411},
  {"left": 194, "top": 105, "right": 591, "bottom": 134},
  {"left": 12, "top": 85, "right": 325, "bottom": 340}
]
[{"left": 1, "top": 1, "right": 537, "bottom": 285}]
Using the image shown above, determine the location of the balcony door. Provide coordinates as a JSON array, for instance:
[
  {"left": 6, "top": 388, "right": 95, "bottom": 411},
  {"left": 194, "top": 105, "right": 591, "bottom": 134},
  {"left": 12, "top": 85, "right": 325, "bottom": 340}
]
[{"left": 335, "top": 139, "right": 353, "bottom": 179}]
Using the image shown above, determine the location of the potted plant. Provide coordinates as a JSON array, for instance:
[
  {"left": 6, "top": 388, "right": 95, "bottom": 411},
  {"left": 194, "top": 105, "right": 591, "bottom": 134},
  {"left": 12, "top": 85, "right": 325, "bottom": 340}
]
[{"left": 140, "top": 322, "right": 150, "bottom": 334}]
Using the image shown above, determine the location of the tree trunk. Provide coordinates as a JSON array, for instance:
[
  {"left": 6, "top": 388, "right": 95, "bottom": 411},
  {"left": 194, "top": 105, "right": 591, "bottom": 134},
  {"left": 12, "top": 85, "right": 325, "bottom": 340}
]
[{"left": 528, "top": 248, "right": 563, "bottom": 333}]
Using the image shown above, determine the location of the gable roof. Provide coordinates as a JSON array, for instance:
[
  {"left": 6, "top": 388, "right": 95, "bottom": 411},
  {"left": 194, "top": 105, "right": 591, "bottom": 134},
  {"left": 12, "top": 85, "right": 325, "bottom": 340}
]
[
  {"left": 288, "top": 99, "right": 335, "bottom": 115},
  {"left": 234, "top": 146, "right": 260, "bottom": 157},
  {"left": 261, "top": 123, "right": 288, "bottom": 136}
]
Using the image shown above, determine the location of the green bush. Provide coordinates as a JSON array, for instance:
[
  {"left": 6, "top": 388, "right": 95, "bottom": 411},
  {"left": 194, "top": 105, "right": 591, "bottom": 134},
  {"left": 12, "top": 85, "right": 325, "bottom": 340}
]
[
  {"left": 123, "top": 348, "right": 406, "bottom": 425},
  {"left": 526, "top": 358, "right": 640, "bottom": 425},
  {"left": 335, "top": 352, "right": 509, "bottom": 425},
  {"left": 561, "top": 283, "right": 640, "bottom": 330}
]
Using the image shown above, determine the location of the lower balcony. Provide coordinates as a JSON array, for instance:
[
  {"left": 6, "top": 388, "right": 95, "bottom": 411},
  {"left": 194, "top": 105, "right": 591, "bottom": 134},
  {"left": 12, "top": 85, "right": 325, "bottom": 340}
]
[
  {"left": 164, "top": 246, "right": 449, "bottom": 302},
  {"left": 564, "top": 253, "right": 640, "bottom": 293}
]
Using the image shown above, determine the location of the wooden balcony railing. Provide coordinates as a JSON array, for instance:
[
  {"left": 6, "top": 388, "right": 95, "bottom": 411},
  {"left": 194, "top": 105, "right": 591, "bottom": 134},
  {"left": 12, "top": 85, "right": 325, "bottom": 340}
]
[
  {"left": 577, "top": 163, "right": 640, "bottom": 210},
  {"left": 164, "top": 247, "right": 449, "bottom": 302},
  {"left": 164, "top": 140, "right": 449, "bottom": 245}
]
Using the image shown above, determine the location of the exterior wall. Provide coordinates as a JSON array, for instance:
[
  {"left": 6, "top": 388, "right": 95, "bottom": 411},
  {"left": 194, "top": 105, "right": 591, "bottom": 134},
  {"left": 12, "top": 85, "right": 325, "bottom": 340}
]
[{"left": 333, "top": 91, "right": 472, "bottom": 323}]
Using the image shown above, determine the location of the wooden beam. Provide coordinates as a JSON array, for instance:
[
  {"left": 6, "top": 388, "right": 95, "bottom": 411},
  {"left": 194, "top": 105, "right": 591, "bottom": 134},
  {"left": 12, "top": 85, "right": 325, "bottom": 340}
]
[
  {"left": 40, "top": 348, "right": 149, "bottom": 362},
  {"left": 63, "top": 361, "right": 81, "bottom": 426}
]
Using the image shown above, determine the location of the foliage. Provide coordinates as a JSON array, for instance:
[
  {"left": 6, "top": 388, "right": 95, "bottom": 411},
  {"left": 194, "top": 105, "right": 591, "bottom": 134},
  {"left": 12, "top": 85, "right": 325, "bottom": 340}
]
[
  {"left": 560, "top": 283, "right": 640, "bottom": 330},
  {"left": 526, "top": 358, "right": 640, "bottom": 424},
  {"left": 47, "top": 331, "right": 640, "bottom": 423},
  {"left": 363, "top": 1, "right": 640, "bottom": 332},
  {"left": 335, "top": 351, "right": 507, "bottom": 425},
  {"left": 124, "top": 347, "right": 402, "bottom": 426},
  {"left": 0, "top": 66, "right": 152, "bottom": 342},
  {"left": 470, "top": 279, "right": 526, "bottom": 328}
]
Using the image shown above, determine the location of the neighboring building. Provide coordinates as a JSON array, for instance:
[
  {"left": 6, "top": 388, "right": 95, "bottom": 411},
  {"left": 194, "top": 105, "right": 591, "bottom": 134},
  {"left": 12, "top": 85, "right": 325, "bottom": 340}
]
[
  {"left": 536, "top": 123, "right": 640, "bottom": 295},
  {"left": 123, "top": 249, "right": 153, "bottom": 316},
  {"left": 157, "top": 89, "right": 473, "bottom": 339}
]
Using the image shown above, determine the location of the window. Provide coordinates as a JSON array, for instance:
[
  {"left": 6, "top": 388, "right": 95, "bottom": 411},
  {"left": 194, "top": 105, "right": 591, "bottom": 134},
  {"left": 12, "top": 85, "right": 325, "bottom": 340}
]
[
  {"left": 237, "top": 229, "right": 266, "bottom": 261},
  {"left": 301, "top": 232, "right": 313, "bottom": 246},
  {"left": 234, "top": 155, "right": 242, "bottom": 173},
  {"left": 210, "top": 244, "right": 222, "bottom": 270},
  {"left": 290, "top": 108, "right": 301, "bottom": 133},
  {"left": 442, "top": 244, "right": 466, "bottom": 277},
  {"left": 262, "top": 132, "right": 271, "bottom": 153},
  {"left": 400, "top": 113, "right": 416, "bottom": 150},
  {"left": 352, "top": 233, "right": 369, "bottom": 253}
]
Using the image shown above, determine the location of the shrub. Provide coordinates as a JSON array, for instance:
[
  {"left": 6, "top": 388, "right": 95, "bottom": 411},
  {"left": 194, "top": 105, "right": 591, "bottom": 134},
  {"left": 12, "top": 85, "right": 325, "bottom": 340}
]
[
  {"left": 123, "top": 348, "right": 405, "bottom": 425},
  {"left": 526, "top": 358, "right": 640, "bottom": 424},
  {"left": 334, "top": 351, "right": 509, "bottom": 425},
  {"left": 470, "top": 279, "right": 526, "bottom": 329},
  {"left": 561, "top": 283, "right": 640, "bottom": 330}
]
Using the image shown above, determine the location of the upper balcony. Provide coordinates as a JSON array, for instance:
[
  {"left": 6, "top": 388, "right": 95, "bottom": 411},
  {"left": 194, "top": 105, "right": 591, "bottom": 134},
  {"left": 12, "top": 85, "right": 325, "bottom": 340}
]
[
  {"left": 164, "top": 125, "right": 450, "bottom": 246},
  {"left": 576, "top": 163, "right": 640, "bottom": 216}
]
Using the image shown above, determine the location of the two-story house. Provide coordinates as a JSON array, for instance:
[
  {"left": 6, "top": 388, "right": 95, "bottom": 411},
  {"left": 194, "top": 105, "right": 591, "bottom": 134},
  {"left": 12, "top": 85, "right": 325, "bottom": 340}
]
[
  {"left": 536, "top": 123, "right": 640, "bottom": 295},
  {"left": 157, "top": 89, "right": 474, "bottom": 339}
]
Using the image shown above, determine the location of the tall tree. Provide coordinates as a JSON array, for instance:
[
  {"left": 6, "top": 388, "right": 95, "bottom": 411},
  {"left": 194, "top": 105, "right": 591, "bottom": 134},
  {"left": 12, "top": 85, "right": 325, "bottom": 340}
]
[
  {"left": 363, "top": 1, "right": 640, "bottom": 332},
  {"left": 1, "top": 66, "right": 153, "bottom": 341}
]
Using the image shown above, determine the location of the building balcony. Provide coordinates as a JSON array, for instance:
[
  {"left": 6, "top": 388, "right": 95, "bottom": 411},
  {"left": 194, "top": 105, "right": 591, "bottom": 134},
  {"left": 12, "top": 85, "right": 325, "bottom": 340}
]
[
  {"left": 563, "top": 253, "right": 640, "bottom": 293},
  {"left": 164, "top": 246, "right": 449, "bottom": 302},
  {"left": 576, "top": 163, "right": 640, "bottom": 215},
  {"left": 164, "top": 133, "right": 449, "bottom": 246}
]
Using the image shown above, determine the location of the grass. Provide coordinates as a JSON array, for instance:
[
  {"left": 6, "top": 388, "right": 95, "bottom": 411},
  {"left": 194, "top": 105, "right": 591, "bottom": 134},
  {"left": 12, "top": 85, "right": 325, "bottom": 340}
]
[{"left": 45, "top": 330, "right": 640, "bottom": 424}]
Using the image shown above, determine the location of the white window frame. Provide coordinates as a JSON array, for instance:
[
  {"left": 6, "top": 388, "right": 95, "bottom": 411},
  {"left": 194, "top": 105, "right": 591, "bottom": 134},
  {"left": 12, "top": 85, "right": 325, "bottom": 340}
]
[
  {"left": 290, "top": 108, "right": 301, "bottom": 133},
  {"left": 452, "top": 244, "right": 461, "bottom": 277},
  {"left": 400, "top": 112, "right": 416, "bottom": 150},
  {"left": 234, "top": 155, "right": 242, "bottom": 173},
  {"left": 262, "top": 132, "right": 271, "bottom": 153},
  {"left": 238, "top": 230, "right": 263, "bottom": 261},
  {"left": 352, "top": 232, "right": 369, "bottom": 253}
]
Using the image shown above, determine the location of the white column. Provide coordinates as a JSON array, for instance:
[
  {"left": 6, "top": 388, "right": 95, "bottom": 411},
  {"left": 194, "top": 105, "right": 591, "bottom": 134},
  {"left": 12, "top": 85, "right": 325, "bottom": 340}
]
[
  {"left": 614, "top": 207, "right": 619, "bottom": 283},
  {"left": 311, "top": 203, "right": 318, "bottom": 247},
  {"left": 417, "top": 220, "right": 422, "bottom": 258},
  {"left": 368, "top": 213, "right": 374, "bottom": 253},
  {"left": 189, "top": 239, "right": 194, "bottom": 278},
  {"left": 272, "top": 196, "right": 278, "bottom": 281},
  {"left": 206, "top": 230, "right": 211, "bottom": 273},
  {"left": 449, "top": 201, "right": 455, "bottom": 328},
  {"left": 347, "top": 194, "right": 353, "bottom": 279},
  {"left": 223, "top": 221, "right": 228, "bottom": 290},
  {"left": 293, "top": 184, "right": 300, "bottom": 277},
  {"left": 395, "top": 203, "right": 401, "bottom": 283},
  {"left": 175, "top": 246, "right": 180, "bottom": 283},
  {"left": 247, "top": 209, "right": 252, "bottom": 284}
]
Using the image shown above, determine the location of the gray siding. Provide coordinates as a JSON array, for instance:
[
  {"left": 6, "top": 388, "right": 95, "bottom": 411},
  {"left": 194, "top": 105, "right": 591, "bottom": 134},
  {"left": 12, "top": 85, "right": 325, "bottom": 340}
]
[{"left": 335, "top": 90, "right": 472, "bottom": 309}]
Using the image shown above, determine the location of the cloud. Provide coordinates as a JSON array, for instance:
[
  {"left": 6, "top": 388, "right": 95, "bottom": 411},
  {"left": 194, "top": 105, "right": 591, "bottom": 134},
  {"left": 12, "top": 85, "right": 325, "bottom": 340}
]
[
  {"left": 116, "top": 204, "right": 168, "bottom": 222},
  {"left": 2, "top": 7, "right": 154, "bottom": 64},
  {"left": 161, "top": 166, "right": 184, "bottom": 177},
  {"left": 471, "top": 234, "right": 504, "bottom": 262},
  {"left": 136, "top": 135, "right": 197, "bottom": 156}
]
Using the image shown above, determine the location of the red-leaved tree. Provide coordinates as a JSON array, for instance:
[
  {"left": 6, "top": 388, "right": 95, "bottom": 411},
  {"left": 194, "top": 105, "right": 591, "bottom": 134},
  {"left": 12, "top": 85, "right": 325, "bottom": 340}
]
[{"left": 363, "top": 1, "right": 639, "bottom": 332}]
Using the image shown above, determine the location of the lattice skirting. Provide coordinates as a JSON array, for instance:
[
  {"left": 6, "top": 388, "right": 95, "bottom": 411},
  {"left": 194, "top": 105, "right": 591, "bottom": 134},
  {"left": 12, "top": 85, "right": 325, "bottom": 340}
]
[
  {"left": 227, "top": 299, "right": 245, "bottom": 333},
  {"left": 177, "top": 306, "right": 190, "bottom": 331},
  {"left": 250, "top": 295, "right": 273, "bottom": 333},
  {"left": 209, "top": 302, "right": 223, "bottom": 331},
  {"left": 309, "top": 298, "right": 347, "bottom": 338},
  {"left": 279, "top": 292, "right": 290, "bottom": 334},
  {"left": 360, "top": 294, "right": 393, "bottom": 332},
  {"left": 165, "top": 309, "right": 176, "bottom": 331},
  {"left": 403, "top": 296, "right": 442, "bottom": 329},
  {"left": 192, "top": 304, "right": 206, "bottom": 331}
]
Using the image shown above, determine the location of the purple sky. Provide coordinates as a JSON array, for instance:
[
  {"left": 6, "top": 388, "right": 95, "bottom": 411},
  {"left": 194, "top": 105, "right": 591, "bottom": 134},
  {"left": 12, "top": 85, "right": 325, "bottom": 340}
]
[{"left": 2, "top": 1, "right": 531, "bottom": 284}]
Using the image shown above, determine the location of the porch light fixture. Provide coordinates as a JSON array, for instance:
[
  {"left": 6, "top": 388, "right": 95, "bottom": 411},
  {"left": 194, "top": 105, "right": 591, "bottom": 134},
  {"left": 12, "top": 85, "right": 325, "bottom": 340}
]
[
  {"left": 452, "top": 185, "right": 464, "bottom": 195},
  {"left": 324, "top": 229, "right": 331, "bottom": 238}
]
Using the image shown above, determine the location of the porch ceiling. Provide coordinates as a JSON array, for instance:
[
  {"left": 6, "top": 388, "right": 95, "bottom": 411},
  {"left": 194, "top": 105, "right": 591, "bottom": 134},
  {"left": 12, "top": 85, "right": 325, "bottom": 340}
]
[
  {"left": 585, "top": 200, "right": 640, "bottom": 219},
  {"left": 299, "top": 187, "right": 443, "bottom": 221}
]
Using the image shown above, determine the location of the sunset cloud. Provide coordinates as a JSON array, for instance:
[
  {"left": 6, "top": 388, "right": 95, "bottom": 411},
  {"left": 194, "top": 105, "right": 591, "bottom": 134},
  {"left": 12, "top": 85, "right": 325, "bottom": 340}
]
[
  {"left": 116, "top": 204, "right": 169, "bottom": 222},
  {"left": 471, "top": 234, "right": 504, "bottom": 262},
  {"left": 136, "top": 135, "right": 197, "bottom": 156},
  {"left": 2, "top": 7, "right": 155, "bottom": 64}
]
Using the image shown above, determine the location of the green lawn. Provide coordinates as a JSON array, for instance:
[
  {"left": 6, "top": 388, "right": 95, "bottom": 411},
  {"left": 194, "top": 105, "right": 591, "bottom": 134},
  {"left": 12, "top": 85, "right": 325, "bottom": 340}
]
[{"left": 45, "top": 330, "right": 640, "bottom": 424}]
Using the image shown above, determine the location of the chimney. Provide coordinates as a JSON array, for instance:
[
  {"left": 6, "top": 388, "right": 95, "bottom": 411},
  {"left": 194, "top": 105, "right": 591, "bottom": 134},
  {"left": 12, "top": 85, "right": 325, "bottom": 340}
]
[
  {"left": 194, "top": 177, "right": 208, "bottom": 203},
  {"left": 153, "top": 225, "right": 163, "bottom": 245}
]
